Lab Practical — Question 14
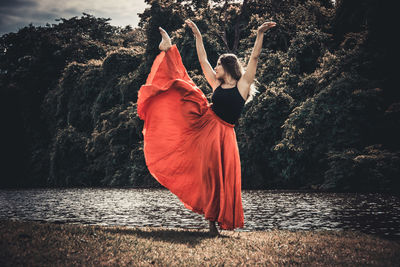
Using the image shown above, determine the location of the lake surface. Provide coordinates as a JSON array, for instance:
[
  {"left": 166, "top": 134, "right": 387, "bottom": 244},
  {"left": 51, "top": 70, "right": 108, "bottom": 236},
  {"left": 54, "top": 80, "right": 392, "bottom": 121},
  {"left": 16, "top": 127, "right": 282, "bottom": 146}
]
[{"left": 1, "top": 188, "right": 399, "bottom": 240}]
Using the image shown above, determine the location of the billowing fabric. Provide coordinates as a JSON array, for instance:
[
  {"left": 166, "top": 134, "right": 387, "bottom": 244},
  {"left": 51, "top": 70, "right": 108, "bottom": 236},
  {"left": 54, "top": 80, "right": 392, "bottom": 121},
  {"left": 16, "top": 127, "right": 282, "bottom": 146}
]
[
  {"left": 211, "top": 84, "right": 245, "bottom": 125},
  {"left": 137, "top": 44, "right": 244, "bottom": 230}
]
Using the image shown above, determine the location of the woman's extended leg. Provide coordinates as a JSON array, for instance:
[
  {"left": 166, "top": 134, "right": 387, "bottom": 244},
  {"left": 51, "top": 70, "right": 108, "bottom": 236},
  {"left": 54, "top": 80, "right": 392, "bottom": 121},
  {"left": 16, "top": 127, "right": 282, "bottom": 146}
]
[{"left": 159, "top": 27, "right": 172, "bottom": 51}]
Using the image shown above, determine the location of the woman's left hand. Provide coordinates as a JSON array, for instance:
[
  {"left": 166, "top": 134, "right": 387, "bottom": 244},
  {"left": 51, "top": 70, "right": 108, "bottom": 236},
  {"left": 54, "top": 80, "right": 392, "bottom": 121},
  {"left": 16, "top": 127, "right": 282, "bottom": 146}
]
[{"left": 257, "top": 21, "right": 276, "bottom": 34}]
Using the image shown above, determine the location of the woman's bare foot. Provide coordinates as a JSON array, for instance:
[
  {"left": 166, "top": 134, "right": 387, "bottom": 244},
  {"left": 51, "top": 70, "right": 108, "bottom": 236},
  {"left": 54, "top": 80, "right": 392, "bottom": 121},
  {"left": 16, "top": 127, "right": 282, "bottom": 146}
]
[
  {"left": 158, "top": 27, "right": 172, "bottom": 51},
  {"left": 209, "top": 220, "right": 220, "bottom": 236}
]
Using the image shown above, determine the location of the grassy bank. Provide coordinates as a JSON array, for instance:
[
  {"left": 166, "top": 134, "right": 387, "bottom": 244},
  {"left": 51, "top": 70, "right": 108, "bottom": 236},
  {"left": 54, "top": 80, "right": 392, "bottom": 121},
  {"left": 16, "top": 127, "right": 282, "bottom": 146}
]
[{"left": 1, "top": 219, "right": 399, "bottom": 266}]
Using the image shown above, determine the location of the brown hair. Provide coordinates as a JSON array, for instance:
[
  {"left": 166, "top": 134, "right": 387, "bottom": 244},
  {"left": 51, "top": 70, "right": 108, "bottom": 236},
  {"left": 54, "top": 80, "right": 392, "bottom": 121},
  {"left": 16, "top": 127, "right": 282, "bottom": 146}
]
[{"left": 218, "top": 53, "right": 244, "bottom": 82}]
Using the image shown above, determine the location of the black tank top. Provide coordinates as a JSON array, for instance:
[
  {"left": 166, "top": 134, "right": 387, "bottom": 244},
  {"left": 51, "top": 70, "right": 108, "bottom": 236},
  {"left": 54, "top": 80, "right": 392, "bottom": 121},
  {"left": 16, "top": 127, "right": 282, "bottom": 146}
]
[{"left": 211, "top": 84, "right": 245, "bottom": 125}]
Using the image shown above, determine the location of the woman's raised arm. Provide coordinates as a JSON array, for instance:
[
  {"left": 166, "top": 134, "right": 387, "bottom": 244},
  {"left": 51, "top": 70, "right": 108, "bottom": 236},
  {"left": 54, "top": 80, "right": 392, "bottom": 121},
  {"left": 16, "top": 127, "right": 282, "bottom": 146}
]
[
  {"left": 185, "top": 19, "right": 219, "bottom": 90},
  {"left": 241, "top": 21, "right": 276, "bottom": 85}
]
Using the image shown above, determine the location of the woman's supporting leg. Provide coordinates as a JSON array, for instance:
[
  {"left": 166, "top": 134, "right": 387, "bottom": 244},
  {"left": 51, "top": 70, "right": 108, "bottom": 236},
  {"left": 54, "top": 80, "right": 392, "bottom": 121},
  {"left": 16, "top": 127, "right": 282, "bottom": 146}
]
[{"left": 209, "top": 220, "right": 220, "bottom": 236}]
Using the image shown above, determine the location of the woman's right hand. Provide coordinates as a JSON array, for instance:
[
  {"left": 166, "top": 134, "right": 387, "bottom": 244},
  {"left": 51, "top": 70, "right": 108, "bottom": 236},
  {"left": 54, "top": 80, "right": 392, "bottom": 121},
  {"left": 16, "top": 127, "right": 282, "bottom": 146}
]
[
  {"left": 257, "top": 21, "right": 277, "bottom": 35},
  {"left": 185, "top": 19, "right": 202, "bottom": 39}
]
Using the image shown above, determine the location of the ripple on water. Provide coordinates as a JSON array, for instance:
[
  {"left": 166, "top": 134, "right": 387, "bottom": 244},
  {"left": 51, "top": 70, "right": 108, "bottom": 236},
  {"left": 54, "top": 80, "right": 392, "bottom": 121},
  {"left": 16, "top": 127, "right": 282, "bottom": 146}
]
[{"left": 0, "top": 188, "right": 399, "bottom": 239}]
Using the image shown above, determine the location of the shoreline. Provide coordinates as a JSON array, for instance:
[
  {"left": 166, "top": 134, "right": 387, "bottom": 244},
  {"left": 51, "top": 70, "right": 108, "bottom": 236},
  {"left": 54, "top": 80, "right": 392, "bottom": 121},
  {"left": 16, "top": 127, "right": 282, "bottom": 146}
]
[{"left": 1, "top": 219, "right": 400, "bottom": 266}]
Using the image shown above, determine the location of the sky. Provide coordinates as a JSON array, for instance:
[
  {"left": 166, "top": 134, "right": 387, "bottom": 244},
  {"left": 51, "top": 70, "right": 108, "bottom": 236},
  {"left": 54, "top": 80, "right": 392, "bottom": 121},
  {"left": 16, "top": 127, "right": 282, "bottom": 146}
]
[
  {"left": 0, "top": 0, "right": 336, "bottom": 37},
  {"left": 0, "top": 0, "right": 150, "bottom": 36}
]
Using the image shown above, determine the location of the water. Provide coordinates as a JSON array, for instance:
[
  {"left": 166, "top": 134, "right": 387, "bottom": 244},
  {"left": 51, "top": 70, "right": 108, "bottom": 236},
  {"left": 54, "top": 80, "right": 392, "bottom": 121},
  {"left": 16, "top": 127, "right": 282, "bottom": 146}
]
[{"left": 0, "top": 188, "right": 399, "bottom": 240}]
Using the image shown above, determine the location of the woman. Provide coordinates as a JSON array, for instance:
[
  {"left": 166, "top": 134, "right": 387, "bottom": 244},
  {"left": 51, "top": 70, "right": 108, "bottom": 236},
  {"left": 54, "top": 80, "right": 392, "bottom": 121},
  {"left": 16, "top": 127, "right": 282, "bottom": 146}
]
[{"left": 137, "top": 19, "right": 276, "bottom": 236}]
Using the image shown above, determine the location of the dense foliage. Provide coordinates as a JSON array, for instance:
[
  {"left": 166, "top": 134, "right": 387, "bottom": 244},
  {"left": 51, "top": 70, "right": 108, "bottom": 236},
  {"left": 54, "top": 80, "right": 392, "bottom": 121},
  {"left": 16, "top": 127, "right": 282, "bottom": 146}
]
[{"left": 0, "top": 0, "right": 398, "bottom": 193}]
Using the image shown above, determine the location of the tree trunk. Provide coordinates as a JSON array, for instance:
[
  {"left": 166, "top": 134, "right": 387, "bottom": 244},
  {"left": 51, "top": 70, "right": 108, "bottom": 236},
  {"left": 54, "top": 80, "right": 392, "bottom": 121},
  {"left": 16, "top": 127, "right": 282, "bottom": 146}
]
[{"left": 218, "top": 0, "right": 248, "bottom": 54}]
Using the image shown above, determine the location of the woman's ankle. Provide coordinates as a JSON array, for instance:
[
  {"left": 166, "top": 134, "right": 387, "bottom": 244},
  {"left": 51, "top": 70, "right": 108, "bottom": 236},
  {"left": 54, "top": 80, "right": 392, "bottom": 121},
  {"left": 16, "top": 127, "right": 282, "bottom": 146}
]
[{"left": 159, "top": 42, "right": 172, "bottom": 51}]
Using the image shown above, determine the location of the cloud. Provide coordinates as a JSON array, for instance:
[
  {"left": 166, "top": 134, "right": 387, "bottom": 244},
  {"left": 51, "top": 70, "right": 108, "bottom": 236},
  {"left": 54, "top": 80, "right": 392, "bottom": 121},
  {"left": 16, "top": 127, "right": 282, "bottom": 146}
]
[
  {"left": 0, "top": 0, "right": 149, "bottom": 36},
  {"left": 0, "top": 0, "right": 37, "bottom": 9}
]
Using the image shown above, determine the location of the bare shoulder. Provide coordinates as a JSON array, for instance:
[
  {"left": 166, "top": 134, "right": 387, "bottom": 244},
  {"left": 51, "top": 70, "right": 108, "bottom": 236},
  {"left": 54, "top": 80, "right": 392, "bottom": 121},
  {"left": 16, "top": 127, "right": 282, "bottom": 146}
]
[
  {"left": 212, "top": 80, "right": 222, "bottom": 92},
  {"left": 237, "top": 77, "right": 251, "bottom": 101}
]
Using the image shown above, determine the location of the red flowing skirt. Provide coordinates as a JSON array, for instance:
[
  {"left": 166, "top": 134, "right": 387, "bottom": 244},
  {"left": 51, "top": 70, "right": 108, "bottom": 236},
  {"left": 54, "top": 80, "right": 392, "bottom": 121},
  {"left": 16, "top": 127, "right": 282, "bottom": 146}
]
[{"left": 137, "top": 44, "right": 244, "bottom": 230}]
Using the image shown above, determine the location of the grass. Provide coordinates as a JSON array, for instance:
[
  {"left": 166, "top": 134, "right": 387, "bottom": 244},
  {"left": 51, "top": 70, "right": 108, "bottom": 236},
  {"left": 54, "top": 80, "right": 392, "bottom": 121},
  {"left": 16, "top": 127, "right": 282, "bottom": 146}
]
[{"left": 1, "top": 219, "right": 399, "bottom": 266}]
